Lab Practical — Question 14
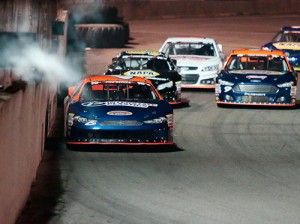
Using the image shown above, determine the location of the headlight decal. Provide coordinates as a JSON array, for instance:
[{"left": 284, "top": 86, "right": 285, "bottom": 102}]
[
  {"left": 67, "top": 113, "right": 75, "bottom": 126},
  {"left": 224, "top": 86, "right": 232, "bottom": 92},
  {"left": 215, "top": 84, "right": 221, "bottom": 94},
  {"left": 68, "top": 113, "right": 97, "bottom": 126},
  {"left": 291, "top": 86, "right": 297, "bottom": 96},
  {"left": 277, "top": 81, "right": 294, "bottom": 88},
  {"left": 218, "top": 79, "right": 234, "bottom": 86},
  {"left": 166, "top": 114, "right": 173, "bottom": 127},
  {"left": 157, "top": 81, "right": 173, "bottom": 90},
  {"left": 144, "top": 117, "right": 167, "bottom": 124}
]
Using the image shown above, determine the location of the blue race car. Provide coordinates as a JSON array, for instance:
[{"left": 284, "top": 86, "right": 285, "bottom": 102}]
[
  {"left": 262, "top": 26, "right": 300, "bottom": 72},
  {"left": 64, "top": 75, "right": 174, "bottom": 148},
  {"left": 215, "top": 49, "right": 298, "bottom": 107}
]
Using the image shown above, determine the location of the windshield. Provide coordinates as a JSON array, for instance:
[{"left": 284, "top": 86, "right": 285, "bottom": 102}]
[
  {"left": 163, "top": 42, "right": 216, "bottom": 56},
  {"left": 225, "top": 55, "right": 290, "bottom": 73},
  {"left": 119, "top": 57, "right": 172, "bottom": 72},
  {"left": 273, "top": 32, "right": 300, "bottom": 42},
  {"left": 80, "top": 82, "right": 159, "bottom": 101}
]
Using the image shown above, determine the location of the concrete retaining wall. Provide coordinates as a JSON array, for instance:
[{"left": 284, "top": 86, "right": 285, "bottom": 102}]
[
  {"left": 0, "top": 83, "right": 53, "bottom": 224},
  {"left": 0, "top": 1, "right": 66, "bottom": 223}
]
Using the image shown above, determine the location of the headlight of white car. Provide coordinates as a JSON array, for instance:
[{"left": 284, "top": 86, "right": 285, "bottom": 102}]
[
  {"left": 277, "top": 81, "right": 294, "bottom": 88},
  {"left": 202, "top": 64, "right": 219, "bottom": 72},
  {"left": 157, "top": 81, "right": 173, "bottom": 90},
  {"left": 218, "top": 79, "right": 234, "bottom": 86},
  {"left": 144, "top": 117, "right": 167, "bottom": 124}
]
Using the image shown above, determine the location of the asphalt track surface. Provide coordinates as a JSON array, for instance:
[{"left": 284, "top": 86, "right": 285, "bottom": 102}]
[{"left": 17, "top": 15, "right": 300, "bottom": 224}]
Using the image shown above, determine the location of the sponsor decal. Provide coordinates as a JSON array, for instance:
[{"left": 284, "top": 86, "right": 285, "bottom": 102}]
[
  {"left": 244, "top": 93, "right": 266, "bottom": 96},
  {"left": 250, "top": 80, "right": 261, "bottom": 83},
  {"left": 91, "top": 80, "right": 132, "bottom": 85},
  {"left": 246, "top": 75, "right": 267, "bottom": 80},
  {"left": 74, "top": 116, "right": 88, "bottom": 123},
  {"left": 171, "top": 55, "right": 208, "bottom": 61},
  {"left": 124, "top": 70, "right": 159, "bottom": 78},
  {"left": 233, "top": 70, "right": 281, "bottom": 75},
  {"left": 107, "top": 110, "right": 133, "bottom": 116},
  {"left": 85, "top": 120, "right": 97, "bottom": 126},
  {"left": 273, "top": 42, "right": 300, "bottom": 50},
  {"left": 237, "top": 54, "right": 268, "bottom": 57},
  {"left": 82, "top": 101, "right": 158, "bottom": 108},
  {"left": 125, "top": 50, "right": 160, "bottom": 55}
]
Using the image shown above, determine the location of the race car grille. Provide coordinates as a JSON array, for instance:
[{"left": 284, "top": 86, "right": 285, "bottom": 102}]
[
  {"left": 181, "top": 74, "right": 199, "bottom": 84},
  {"left": 100, "top": 120, "right": 142, "bottom": 126},
  {"left": 234, "top": 84, "right": 278, "bottom": 93},
  {"left": 241, "top": 96, "right": 269, "bottom": 103},
  {"left": 179, "top": 66, "right": 198, "bottom": 71}
]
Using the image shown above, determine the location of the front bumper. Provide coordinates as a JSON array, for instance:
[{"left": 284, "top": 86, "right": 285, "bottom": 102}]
[
  {"left": 66, "top": 126, "right": 173, "bottom": 145},
  {"left": 215, "top": 83, "right": 297, "bottom": 106},
  {"left": 180, "top": 71, "right": 216, "bottom": 88}
]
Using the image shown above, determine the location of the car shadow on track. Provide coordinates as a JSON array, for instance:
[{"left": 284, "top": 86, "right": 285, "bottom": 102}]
[
  {"left": 66, "top": 143, "right": 184, "bottom": 153},
  {"left": 217, "top": 104, "right": 300, "bottom": 110}
]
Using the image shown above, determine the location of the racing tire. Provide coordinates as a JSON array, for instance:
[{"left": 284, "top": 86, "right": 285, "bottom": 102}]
[{"left": 75, "top": 24, "right": 126, "bottom": 48}]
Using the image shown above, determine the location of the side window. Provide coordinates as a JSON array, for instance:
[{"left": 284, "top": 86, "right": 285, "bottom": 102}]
[
  {"left": 80, "top": 83, "right": 93, "bottom": 101},
  {"left": 167, "top": 44, "right": 175, "bottom": 55},
  {"left": 227, "top": 57, "right": 241, "bottom": 70},
  {"left": 269, "top": 58, "right": 283, "bottom": 71}
]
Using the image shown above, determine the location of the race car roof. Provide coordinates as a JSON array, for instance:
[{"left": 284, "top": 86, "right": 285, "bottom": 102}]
[
  {"left": 163, "top": 37, "right": 216, "bottom": 43},
  {"left": 70, "top": 75, "right": 163, "bottom": 102},
  {"left": 282, "top": 26, "right": 300, "bottom": 33},
  {"left": 119, "top": 50, "right": 163, "bottom": 57},
  {"left": 117, "top": 50, "right": 168, "bottom": 60},
  {"left": 230, "top": 49, "right": 286, "bottom": 57},
  {"left": 83, "top": 75, "right": 154, "bottom": 85}
]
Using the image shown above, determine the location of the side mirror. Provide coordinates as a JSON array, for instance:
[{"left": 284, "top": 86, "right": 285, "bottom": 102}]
[
  {"left": 219, "top": 52, "right": 226, "bottom": 61},
  {"left": 217, "top": 43, "right": 223, "bottom": 52}
]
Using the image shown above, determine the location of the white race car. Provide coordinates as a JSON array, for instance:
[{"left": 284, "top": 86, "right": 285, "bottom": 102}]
[{"left": 159, "top": 37, "right": 226, "bottom": 89}]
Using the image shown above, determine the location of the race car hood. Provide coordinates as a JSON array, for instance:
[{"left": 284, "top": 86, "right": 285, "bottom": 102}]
[
  {"left": 170, "top": 55, "right": 220, "bottom": 67},
  {"left": 123, "top": 69, "right": 181, "bottom": 82},
  {"left": 219, "top": 70, "right": 295, "bottom": 84},
  {"left": 68, "top": 100, "right": 172, "bottom": 121}
]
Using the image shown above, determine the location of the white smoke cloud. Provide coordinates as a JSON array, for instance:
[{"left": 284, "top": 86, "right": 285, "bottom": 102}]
[
  {"left": 1, "top": 34, "right": 83, "bottom": 90},
  {"left": 14, "top": 45, "right": 81, "bottom": 87}
]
